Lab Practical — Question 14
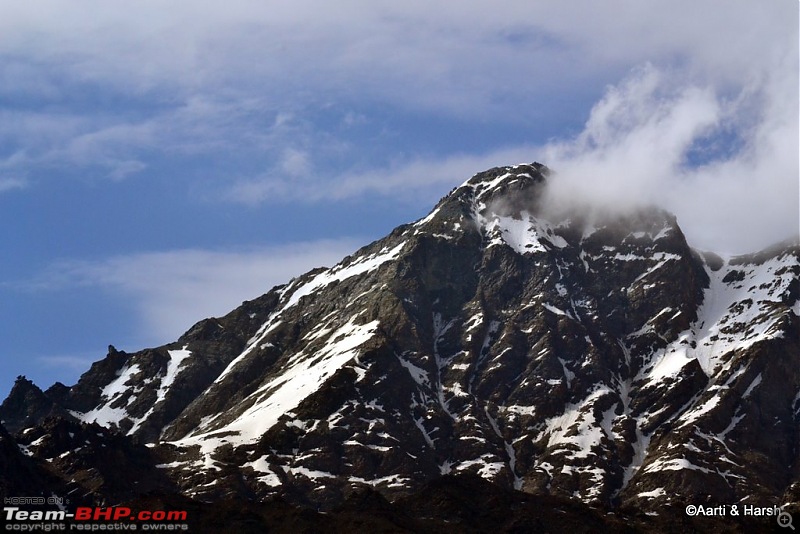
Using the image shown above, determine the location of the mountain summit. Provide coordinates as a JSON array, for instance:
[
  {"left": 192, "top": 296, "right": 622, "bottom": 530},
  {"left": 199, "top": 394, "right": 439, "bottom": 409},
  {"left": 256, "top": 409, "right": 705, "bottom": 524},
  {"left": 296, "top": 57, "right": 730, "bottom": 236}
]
[{"left": 2, "top": 163, "right": 798, "bottom": 515}]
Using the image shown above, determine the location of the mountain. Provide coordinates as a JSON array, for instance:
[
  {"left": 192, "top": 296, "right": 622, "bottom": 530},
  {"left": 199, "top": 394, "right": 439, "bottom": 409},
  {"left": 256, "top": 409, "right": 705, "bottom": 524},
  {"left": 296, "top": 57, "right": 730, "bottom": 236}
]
[{"left": 2, "top": 162, "right": 798, "bottom": 525}]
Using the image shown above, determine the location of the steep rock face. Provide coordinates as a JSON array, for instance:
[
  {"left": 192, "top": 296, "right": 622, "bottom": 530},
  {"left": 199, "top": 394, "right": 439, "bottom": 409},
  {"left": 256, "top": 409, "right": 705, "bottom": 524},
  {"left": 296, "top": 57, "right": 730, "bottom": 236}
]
[
  {"left": 620, "top": 242, "right": 800, "bottom": 509},
  {"left": 151, "top": 163, "right": 717, "bottom": 506},
  {"left": 0, "top": 377, "right": 73, "bottom": 433},
  {"left": 1, "top": 162, "right": 798, "bottom": 513},
  {"left": 0, "top": 421, "right": 67, "bottom": 501},
  {"left": 12, "top": 417, "right": 177, "bottom": 504}
]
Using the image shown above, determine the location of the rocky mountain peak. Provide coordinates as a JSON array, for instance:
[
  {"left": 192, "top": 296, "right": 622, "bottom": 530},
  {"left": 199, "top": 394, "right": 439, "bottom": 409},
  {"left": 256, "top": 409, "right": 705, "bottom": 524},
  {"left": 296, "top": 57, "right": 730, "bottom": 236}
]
[
  {"left": 414, "top": 161, "right": 684, "bottom": 262},
  {"left": 405, "top": 162, "right": 547, "bottom": 235},
  {"left": 1, "top": 376, "right": 69, "bottom": 433},
  {"left": 0, "top": 162, "right": 797, "bottom": 524}
]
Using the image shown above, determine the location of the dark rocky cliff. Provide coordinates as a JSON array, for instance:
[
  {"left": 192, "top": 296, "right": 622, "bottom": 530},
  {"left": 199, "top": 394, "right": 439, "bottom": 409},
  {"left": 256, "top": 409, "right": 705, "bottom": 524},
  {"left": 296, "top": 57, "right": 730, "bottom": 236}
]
[{"left": 2, "top": 163, "right": 797, "bottom": 527}]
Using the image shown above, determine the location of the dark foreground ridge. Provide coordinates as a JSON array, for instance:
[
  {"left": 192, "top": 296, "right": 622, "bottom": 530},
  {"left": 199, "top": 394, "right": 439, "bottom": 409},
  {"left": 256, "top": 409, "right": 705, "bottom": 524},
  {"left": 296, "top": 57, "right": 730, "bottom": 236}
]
[
  {"left": 2, "top": 163, "right": 798, "bottom": 532},
  {"left": 117, "top": 474, "right": 785, "bottom": 533}
]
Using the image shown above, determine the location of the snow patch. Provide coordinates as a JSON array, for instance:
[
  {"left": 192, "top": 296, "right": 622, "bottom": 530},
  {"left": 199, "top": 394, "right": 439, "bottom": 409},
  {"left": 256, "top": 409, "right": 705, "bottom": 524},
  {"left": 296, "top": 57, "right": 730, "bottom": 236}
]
[
  {"left": 637, "top": 488, "right": 666, "bottom": 499},
  {"left": 478, "top": 210, "right": 567, "bottom": 254},
  {"left": 177, "top": 317, "right": 380, "bottom": 452},
  {"left": 396, "top": 353, "right": 430, "bottom": 386},
  {"left": 216, "top": 243, "right": 402, "bottom": 384},
  {"left": 742, "top": 374, "right": 762, "bottom": 398}
]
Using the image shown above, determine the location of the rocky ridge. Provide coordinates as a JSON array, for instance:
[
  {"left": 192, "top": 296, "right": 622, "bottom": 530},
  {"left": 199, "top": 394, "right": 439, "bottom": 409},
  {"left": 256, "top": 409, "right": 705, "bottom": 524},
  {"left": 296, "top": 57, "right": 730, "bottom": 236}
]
[{"left": 2, "top": 163, "right": 798, "bottom": 522}]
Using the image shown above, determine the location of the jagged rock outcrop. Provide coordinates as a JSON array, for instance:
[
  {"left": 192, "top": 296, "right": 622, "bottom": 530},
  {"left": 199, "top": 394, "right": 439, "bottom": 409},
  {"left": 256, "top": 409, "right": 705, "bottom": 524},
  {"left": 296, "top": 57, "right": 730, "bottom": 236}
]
[
  {"left": 0, "top": 376, "right": 74, "bottom": 433},
  {"left": 0, "top": 421, "right": 66, "bottom": 501},
  {"left": 13, "top": 417, "right": 177, "bottom": 504}
]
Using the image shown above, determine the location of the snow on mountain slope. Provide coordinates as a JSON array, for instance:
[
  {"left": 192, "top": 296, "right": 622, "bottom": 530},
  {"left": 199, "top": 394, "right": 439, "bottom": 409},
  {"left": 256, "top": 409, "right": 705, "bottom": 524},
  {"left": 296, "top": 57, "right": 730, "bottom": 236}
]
[
  {"left": 639, "top": 249, "right": 797, "bottom": 387},
  {"left": 174, "top": 318, "right": 381, "bottom": 454},
  {"left": 2, "top": 162, "right": 797, "bottom": 513},
  {"left": 621, "top": 245, "right": 799, "bottom": 504},
  {"left": 213, "top": 242, "right": 404, "bottom": 386},
  {"left": 76, "top": 363, "right": 144, "bottom": 427},
  {"left": 70, "top": 346, "right": 194, "bottom": 433}
]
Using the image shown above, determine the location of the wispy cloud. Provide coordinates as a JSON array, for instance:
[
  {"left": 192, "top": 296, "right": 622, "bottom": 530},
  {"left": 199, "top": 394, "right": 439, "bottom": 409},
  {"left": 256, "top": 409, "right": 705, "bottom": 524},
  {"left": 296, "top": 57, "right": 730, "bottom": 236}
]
[
  {"left": 226, "top": 51, "right": 797, "bottom": 255},
  {"left": 0, "top": 1, "right": 795, "bottom": 252},
  {"left": 3, "top": 0, "right": 793, "bottom": 192},
  {"left": 36, "top": 354, "right": 96, "bottom": 374},
  {"left": 224, "top": 146, "right": 539, "bottom": 205},
  {"left": 0, "top": 94, "right": 281, "bottom": 183},
  {"left": 539, "top": 56, "right": 798, "bottom": 254},
  {"left": 0, "top": 177, "right": 26, "bottom": 193},
  {"left": 30, "top": 239, "right": 363, "bottom": 343},
  {"left": 1, "top": 1, "right": 790, "bottom": 112},
  {"left": 540, "top": 64, "right": 724, "bottom": 207}
]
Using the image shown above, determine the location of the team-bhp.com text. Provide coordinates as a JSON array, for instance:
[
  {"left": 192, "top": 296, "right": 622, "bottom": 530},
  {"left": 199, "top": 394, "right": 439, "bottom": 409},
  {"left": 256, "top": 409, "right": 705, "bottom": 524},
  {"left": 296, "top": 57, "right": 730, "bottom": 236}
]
[{"left": 4, "top": 507, "right": 189, "bottom": 531}]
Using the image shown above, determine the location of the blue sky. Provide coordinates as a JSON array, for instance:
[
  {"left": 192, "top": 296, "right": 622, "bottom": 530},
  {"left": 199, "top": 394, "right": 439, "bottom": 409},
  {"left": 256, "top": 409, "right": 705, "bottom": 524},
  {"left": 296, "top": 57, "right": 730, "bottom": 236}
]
[{"left": 1, "top": 1, "right": 797, "bottom": 396}]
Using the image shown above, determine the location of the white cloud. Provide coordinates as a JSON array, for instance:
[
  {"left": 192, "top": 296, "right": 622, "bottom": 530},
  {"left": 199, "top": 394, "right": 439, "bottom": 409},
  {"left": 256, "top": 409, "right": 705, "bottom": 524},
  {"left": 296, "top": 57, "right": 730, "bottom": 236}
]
[
  {"left": 225, "top": 52, "right": 798, "bottom": 254},
  {"left": 0, "top": 93, "right": 284, "bottom": 182},
  {"left": 225, "top": 146, "right": 539, "bottom": 205},
  {"left": 35, "top": 239, "right": 362, "bottom": 343},
  {"left": 280, "top": 148, "right": 312, "bottom": 177},
  {"left": 539, "top": 57, "right": 798, "bottom": 254},
  {"left": 541, "top": 64, "right": 724, "bottom": 207},
  {"left": 0, "top": 177, "right": 26, "bottom": 193},
  {"left": 36, "top": 354, "right": 96, "bottom": 374},
  {"left": 0, "top": 1, "right": 795, "bottom": 250},
  {"left": 0, "top": 1, "right": 791, "bottom": 113}
]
